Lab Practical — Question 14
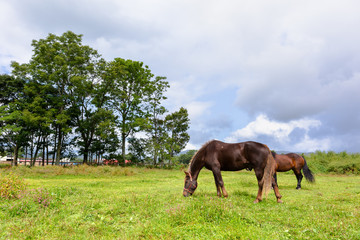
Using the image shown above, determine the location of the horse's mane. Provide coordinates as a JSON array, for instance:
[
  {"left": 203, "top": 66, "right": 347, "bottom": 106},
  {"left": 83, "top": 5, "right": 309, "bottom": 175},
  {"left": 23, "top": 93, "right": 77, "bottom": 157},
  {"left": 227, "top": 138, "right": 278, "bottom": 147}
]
[
  {"left": 271, "top": 150, "right": 277, "bottom": 158},
  {"left": 188, "top": 140, "right": 213, "bottom": 172}
]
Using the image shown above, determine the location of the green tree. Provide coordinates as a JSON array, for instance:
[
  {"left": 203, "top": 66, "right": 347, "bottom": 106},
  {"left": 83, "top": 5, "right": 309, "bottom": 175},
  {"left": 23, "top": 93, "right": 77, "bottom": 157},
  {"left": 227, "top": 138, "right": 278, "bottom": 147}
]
[
  {"left": 105, "top": 58, "right": 157, "bottom": 164},
  {"left": 11, "top": 31, "right": 106, "bottom": 164},
  {"left": 0, "top": 74, "right": 26, "bottom": 166},
  {"left": 128, "top": 137, "right": 147, "bottom": 163},
  {"left": 164, "top": 107, "right": 190, "bottom": 162},
  {"left": 68, "top": 59, "right": 117, "bottom": 164},
  {"left": 89, "top": 110, "right": 119, "bottom": 163},
  {"left": 21, "top": 82, "right": 53, "bottom": 166},
  {"left": 0, "top": 74, "right": 25, "bottom": 106},
  {"left": 176, "top": 149, "right": 197, "bottom": 164},
  {"left": 144, "top": 76, "right": 169, "bottom": 165}
]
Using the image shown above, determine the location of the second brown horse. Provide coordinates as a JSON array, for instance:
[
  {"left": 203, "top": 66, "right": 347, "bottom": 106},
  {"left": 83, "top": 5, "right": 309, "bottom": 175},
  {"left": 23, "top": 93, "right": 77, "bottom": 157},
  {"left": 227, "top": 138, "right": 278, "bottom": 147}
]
[{"left": 272, "top": 151, "right": 315, "bottom": 189}]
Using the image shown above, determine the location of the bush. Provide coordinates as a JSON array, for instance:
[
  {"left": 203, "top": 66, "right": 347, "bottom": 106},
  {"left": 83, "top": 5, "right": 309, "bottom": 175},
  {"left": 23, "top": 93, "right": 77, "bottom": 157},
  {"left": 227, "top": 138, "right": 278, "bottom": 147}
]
[
  {"left": 0, "top": 172, "right": 27, "bottom": 199},
  {"left": 307, "top": 151, "right": 360, "bottom": 174}
]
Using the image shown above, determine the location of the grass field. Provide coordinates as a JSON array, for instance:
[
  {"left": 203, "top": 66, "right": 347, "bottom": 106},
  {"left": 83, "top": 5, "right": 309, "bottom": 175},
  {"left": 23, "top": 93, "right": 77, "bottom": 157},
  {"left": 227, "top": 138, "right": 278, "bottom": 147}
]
[{"left": 0, "top": 166, "right": 359, "bottom": 239}]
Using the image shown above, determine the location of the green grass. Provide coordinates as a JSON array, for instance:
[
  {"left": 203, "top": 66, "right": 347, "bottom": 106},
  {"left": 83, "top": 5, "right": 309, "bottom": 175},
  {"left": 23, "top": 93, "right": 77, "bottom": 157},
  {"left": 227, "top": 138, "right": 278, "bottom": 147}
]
[{"left": 0, "top": 166, "right": 359, "bottom": 239}]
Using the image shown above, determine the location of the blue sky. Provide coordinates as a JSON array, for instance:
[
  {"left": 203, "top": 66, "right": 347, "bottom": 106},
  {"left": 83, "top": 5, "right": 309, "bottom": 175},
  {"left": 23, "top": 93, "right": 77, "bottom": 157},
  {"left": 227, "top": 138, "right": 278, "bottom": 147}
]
[{"left": 1, "top": 0, "right": 360, "bottom": 152}]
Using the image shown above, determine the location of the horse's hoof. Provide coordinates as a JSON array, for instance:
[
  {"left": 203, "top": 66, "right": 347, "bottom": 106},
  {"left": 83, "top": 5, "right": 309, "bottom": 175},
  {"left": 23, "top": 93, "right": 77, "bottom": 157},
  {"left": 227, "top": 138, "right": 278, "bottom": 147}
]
[
  {"left": 296, "top": 187, "right": 301, "bottom": 190},
  {"left": 277, "top": 199, "right": 283, "bottom": 203},
  {"left": 253, "top": 199, "right": 261, "bottom": 203}
]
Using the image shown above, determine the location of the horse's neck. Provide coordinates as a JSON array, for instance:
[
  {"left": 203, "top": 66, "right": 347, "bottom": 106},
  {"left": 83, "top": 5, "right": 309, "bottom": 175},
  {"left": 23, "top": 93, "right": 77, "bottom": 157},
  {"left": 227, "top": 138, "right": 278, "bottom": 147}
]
[{"left": 189, "top": 159, "right": 203, "bottom": 180}]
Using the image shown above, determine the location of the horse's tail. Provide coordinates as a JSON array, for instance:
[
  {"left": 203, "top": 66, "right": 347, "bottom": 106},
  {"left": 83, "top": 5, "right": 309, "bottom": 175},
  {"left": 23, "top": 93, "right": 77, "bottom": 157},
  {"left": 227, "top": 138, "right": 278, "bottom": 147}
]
[
  {"left": 261, "top": 147, "right": 276, "bottom": 197},
  {"left": 302, "top": 155, "right": 315, "bottom": 183}
]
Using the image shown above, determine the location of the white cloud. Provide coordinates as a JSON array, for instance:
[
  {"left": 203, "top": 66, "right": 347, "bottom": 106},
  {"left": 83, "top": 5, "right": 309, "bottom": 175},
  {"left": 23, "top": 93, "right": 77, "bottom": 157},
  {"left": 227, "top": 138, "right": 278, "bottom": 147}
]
[
  {"left": 226, "top": 114, "right": 321, "bottom": 141},
  {"left": 183, "top": 142, "right": 198, "bottom": 151},
  {"left": 184, "top": 101, "right": 213, "bottom": 121},
  {"left": 225, "top": 114, "right": 325, "bottom": 151},
  {"left": 293, "top": 135, "right": 331, "bottom": 153},
  {"left": 2, "top": 0, "right": 360, "bottom": 152}
]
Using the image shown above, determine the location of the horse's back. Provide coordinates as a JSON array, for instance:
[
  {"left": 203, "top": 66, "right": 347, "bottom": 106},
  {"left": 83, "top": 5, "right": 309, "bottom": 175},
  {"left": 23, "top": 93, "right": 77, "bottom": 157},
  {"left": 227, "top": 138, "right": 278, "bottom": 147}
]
[
  {"left": 275, "top": 153, "right": 305, "bottom": 172},
  {"left": 204, "top": 140, "right": 270, "bottom": 171}
]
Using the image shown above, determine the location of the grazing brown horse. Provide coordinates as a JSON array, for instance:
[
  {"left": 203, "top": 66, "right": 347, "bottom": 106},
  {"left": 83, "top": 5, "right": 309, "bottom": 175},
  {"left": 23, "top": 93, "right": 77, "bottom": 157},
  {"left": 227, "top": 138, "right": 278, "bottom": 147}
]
[
  {"left": 183, "top": 140, "right": 283, "bottom": 203},
  {"left": 271, "top": 151, "right": 315, "bottom": 189}
]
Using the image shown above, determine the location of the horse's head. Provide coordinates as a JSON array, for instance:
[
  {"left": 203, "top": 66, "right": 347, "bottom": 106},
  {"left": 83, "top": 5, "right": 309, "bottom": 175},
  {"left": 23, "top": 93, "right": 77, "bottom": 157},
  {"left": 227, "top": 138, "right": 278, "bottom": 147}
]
[{"left": 183, "top": 171, "right": 197, "bottom": 197}]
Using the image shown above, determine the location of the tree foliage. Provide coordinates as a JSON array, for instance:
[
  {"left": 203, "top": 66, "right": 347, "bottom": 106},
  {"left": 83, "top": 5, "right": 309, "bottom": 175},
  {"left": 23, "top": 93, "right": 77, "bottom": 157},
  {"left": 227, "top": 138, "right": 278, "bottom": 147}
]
[{"left": 0, "top": 31, "right": 190, "bottom": 165}]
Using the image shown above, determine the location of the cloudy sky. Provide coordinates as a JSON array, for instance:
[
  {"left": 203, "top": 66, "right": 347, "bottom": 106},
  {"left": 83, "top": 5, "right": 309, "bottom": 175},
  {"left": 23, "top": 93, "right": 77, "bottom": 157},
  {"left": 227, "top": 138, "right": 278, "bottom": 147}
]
[{"left": 1, "top": 0, "right": 360, "bottom": 152}]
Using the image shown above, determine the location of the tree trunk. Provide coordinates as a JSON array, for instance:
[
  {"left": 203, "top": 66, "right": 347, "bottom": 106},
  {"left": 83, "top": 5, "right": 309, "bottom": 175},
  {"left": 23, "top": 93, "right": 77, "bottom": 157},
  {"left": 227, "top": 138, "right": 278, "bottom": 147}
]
[
  {"left": 122, "top": 133, "right": 126, "bottom": 165},
  {"left": 30, "top": 139, "right": 34, "bottom": 166},
  {"left": 55, "top": 128, "right": 62, "bottom": 165},
  {"left": 25, "top": 146, "right": 28, "bottom": 166},
  {"left": 83, "top": 147, "right": 88, "bottom": 164},
  {"left": 153, "top": 144, "right": 157, "bottom": 166},
  {"left": 46, "top": 142, "right": 49, "bottom": 165},
  {"left": 42, "top": 136, "right": 45, "bottom": 166},
  {"left": 12, "top": 143, "right": 19, "bottom": 166},
  {"left": 52, "top": 127, "right": 57, "bottom": 165},
  {"left": 31, "top": 136, "right": 41, "bottom": 166}
]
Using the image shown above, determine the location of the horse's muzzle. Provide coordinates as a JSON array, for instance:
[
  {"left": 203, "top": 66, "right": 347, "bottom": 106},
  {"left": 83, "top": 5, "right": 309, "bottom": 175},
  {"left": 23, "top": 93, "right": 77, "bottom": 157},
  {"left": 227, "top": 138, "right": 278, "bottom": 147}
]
[{"left": 183, "top": 189, "right": 192, "bottom": 197}]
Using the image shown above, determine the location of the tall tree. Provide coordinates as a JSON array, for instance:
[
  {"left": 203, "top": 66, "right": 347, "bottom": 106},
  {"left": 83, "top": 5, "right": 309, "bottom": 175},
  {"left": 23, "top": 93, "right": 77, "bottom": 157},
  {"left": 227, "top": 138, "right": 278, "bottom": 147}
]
[
  {"left": 0, "top": 74, "right": 26, "bottom": 166},
  {"left": 144, "top": 76, "right": 169, "bottom": 164},
  {"left": 105, "top": 58, "right": 158, "bottom": 164},
  {"left": 164, "top": 107, "right": 190, "bottom": 162},
  {"left": 68, "top": 59, "right": 116, "bottom": 164},
  {"left": 127, "top": 137, "right": 147, "bottom": 163},
  {"left": 91, "top": 115, "right": 119, "bottom": 162},
  {"left": 11, "top": 31, "right": 105, "bottom": 164},
  {"left": 21, "top": 81, "right": 54, "bottom": 166}
]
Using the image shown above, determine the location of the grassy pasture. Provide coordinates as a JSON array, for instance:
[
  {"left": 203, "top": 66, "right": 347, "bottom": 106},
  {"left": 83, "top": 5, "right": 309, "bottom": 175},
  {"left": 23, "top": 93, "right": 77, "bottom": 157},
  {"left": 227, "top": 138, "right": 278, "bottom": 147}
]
[{"left": 0, "top": 166, "right": 359, "bottom": 239}]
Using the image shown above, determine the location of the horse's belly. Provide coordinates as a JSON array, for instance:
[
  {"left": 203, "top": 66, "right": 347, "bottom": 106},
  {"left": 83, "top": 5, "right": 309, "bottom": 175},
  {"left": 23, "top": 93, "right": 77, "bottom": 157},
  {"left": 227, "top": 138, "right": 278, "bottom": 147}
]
[
  {"left": 277, "top": 165, "right": 292, "bottom": 172},
  {"left": 217, "top": 156, "right": 250, "bottom": 171},
  {"left": 220, "top": 163, "right": 248, "bottom": 171}
]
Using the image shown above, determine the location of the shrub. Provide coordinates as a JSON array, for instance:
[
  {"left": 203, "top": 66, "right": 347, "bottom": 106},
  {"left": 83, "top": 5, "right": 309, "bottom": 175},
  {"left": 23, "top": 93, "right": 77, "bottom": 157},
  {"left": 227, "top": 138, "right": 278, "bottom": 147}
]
[
  {"left": 0, "top": 172, "right": 27, "bottom": 199},
  {"left": 307, "top": 151, "right": 360, "bottom": 174}
]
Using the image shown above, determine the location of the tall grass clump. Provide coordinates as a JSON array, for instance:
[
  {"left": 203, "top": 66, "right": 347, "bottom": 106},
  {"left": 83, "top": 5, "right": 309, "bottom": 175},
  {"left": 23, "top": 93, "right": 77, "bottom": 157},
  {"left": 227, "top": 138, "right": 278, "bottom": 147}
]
[
  {"left": 1, "top": 165, "right": 137, "bottom": 178},
  {"left": 0, "top": 172, "right": 71, "bottom": 217},
  {"left": 0, "top": 172, "right": 27, "bottom": 199}
]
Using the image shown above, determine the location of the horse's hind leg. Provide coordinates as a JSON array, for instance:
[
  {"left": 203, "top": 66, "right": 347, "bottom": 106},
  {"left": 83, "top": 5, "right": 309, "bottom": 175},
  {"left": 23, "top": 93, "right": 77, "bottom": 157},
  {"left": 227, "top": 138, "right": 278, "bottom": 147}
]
[
  {"left": 272, "top": 176, "right": 282, "bottom": 203},
  {"left": 254, "top": 169, "right": 282, "bottom": 203},
  {"left": 254, "top": 187, "right": 263, "bottom": 203},
  {"left": 254, "top": 169, "right": 264, "bottom": 203},
  {"left": 212, "top": 168, "right": 228, "bottom": 198},
  {"left": 274, "top": 173, "right": 278, "bottom": 186},
  {"left": 294, "top": 170, "right": 303, "bottom": 189}
]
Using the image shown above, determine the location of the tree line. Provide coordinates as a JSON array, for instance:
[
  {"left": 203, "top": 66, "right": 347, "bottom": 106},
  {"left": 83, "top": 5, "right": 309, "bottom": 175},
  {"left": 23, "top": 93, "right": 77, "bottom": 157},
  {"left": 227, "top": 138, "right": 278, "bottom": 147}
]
[{"left": 0, "top": 31, "right": 190, "bottom": 166}]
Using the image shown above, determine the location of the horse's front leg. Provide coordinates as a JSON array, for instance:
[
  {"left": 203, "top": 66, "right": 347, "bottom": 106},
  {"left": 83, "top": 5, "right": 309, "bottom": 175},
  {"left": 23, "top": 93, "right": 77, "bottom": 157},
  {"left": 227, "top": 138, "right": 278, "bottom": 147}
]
[
  {"left": 212, "top": 168, "right": 228, "bottom": 198},
  {"left": 212, "top": 172, "right": 222, "bottom": 197}
]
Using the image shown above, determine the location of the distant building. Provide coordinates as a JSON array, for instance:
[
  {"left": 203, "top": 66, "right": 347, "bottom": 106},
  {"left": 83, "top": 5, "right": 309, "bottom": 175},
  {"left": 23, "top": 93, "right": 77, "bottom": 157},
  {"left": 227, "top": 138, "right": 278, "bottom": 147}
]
[{"left": 0, "top": 156, "right": 13, "bottom": 162}]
